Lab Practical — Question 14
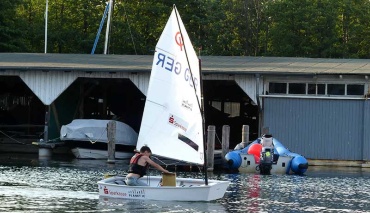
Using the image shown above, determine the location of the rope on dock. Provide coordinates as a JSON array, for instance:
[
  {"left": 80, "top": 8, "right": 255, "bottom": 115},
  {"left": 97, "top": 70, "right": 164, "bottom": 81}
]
[{"left": 0, "top": 130, "right": 26, "bottom": 144}]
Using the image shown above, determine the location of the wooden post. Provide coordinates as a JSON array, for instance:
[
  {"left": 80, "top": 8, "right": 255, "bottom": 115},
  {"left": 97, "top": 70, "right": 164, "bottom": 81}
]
[
  {"left": 78, "top": 83, "right": 84, "bottom": 118},
  {"left": 51, "top": 103, "right": 60, "bottom": 132},
  {"left": 207, "top": 125, "right": 215, "bottom": 171},
  {"left": 221, "top": 125, "right": 230, "bottom": 161},
  {"left": 43, "top": 105, "right": 50, "bottom": 142},
  {"left": 242, "top": 125, "right": 250, "bottom": 143},
  {"left": 39, "top": 147, "right": 52, "bottom": 159},
  {"left": 40, "top": 105, "right": 52, "bottom": 159},
  {"left": 102, "top": 85, "right": 107, "bottom": 119},
  {"left": 107, "top": 120, "right": 116, "bottom": 164}
]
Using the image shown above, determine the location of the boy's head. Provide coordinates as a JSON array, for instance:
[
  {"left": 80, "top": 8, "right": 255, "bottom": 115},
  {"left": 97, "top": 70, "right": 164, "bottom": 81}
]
[{"left": 140, "top": 146, "right": 152, "bottom": 156}]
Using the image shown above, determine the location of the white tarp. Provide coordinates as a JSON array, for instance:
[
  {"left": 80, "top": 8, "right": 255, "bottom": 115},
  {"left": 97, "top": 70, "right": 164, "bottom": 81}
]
[{"left": 60, "top": 119, "right": 137, "bottom": 146}]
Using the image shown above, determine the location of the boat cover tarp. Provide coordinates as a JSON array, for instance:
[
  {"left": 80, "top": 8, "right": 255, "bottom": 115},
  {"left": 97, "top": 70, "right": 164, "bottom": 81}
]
[{"left": 60, "top": 119, "right": 137, "bottom": 146}]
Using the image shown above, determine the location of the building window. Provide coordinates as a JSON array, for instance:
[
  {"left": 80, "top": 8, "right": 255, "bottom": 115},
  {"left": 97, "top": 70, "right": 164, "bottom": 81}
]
[
  {"left": 288, "top": 83, "right": 306, "bottom": 94},
  {"left": 327, "top": 84, "right": 345, "bottom": 95},
  {"left": 307, "top": 84, "right": 316, "bottom": 94},
  {"left": 268, "top": 82, "right": 364, "bottom": 97},
  {"left": 210, "top": 101, "right": 240, "bottom": 117},
  {"left": 269, "top": 83, "right": 286, "bottom": 94},
  {"left": 317, "top": 84, "right": 325, "bottom": 94},
  {"left": 347, "top": 84, "right": 364, "bottom": 95},
  {"left": 224, "top": 102, "right": 240, "bottom": 117},
  {"left": 211, "top": 101, "right": 222, "bottom": 111},
  {"left": 308, "top": 84, "right": 325, "bottom": 95}
]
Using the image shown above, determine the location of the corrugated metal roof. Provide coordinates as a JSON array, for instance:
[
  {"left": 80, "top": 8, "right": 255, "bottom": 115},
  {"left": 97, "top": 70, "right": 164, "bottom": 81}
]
[
  {"left": 1, "top": 53, "right": 370, "bottom": 75},
  {"left": 0, "top": 53, "right": 151, "bottom": 72}
]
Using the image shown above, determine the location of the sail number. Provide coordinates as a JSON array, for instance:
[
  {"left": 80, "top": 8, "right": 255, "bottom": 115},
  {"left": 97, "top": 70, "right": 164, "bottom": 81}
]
[{"left": 156, "top": 52, "right": 198, "bottom": 89}]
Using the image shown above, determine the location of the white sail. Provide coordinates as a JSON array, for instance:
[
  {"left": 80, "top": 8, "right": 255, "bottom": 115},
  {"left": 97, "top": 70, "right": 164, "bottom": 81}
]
[
  {"left": 97, "top": 7, "right": 229, "bottom": 202},
  {"left": 137, "top": 7, "right": 203, "bottom": 165}
]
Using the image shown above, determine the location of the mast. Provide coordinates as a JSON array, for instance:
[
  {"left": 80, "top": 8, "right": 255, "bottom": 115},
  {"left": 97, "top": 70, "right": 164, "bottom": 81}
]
[
  {"left": 44, "top": 0, "right": 48, "bottom": 53},
  {"left": 104, "top": 0, "right": 113, "bottom": 54},
  {"left": 199, "top": 58, "right": 208, "bottom": 185},
  {"left": 173, "top": 5, "right": 208, "bottom": 185},
  {"left": 91, "top": 2, "right": 110, "bottom": 54}
]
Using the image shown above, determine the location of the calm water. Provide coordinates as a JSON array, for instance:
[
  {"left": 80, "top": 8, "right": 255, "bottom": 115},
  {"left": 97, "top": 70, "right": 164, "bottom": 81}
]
[{"left": 0, "top": 154, "right": 370, "bottom": 213}]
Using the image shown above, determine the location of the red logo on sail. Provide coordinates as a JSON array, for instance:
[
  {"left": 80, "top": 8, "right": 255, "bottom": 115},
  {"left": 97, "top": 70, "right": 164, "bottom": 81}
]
[
  {"left": 104, "top": 186, "right": 109, "bottom": 194},
  {"left": 168, "top": 114, "right": 187, "bottom": 132},
  {"left": 175, "top": 32, "right": 184, "bottom": 51},
  {"left": 169, "top": 115, "right": 175, "bottom": 124}
]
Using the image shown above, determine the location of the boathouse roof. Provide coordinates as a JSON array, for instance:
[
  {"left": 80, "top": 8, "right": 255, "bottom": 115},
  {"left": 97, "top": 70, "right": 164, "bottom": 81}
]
[{"left": 1, "top": 53, "right": 370, "bottom": 75}]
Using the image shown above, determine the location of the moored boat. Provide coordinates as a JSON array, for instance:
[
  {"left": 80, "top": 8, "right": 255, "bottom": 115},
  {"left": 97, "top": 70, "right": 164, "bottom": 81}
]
[
  {"left": 225, "top": 134, "right": 308, "bottom": 175},
  {"left": 60, "top": 119, "right": 137, "bottom": 159}
]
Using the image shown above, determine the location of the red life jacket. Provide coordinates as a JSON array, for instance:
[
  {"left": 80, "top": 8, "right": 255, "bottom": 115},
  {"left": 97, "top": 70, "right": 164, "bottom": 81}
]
[{"left": 128, "top": 154, "right": 149, "bottom": 177}]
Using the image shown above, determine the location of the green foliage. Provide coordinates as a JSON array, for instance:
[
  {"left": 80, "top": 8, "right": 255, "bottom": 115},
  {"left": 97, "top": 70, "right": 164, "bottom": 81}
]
[
  {"left": 266, "top": 0, "right": 370, "bottom": 58},
  {"left": 2, "top": 0, "right": 370, "bottom": 58},
  {"left": 0, "top": 0, "right": 24, "bottom": 52}
]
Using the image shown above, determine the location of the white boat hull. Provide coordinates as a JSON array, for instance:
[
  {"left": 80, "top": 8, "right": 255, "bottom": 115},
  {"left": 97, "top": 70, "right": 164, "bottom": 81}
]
[
  {"left": 238, "top": 153, "right": 292, "bottom": 174},
  {"left": 97, "top": 176, "right": 229, "bottom": 201},
  {"left": 71, "top": 147, "right": 133, "bottom": 159}
]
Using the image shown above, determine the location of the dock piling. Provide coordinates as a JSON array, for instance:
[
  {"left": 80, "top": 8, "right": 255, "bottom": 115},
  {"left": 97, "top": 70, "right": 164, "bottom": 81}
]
[
  {"left": 107, "top": 120, "right": 116, "bottom": 164},
  {"left": 242, "top": 125, "right": 249, "bottom": 143},
  {"left": 206, "top": 125, "right": 215, "bottom": 171},
  {"left": 234, "top": 125, "right": 250, "bottom": 150},
  {"left": 39, "top": 106, "right": 52, "bottom": 159},
  {"left": 221, "top": 125, "right": 230, "bottom": 161},
  {"left": 39, "top": 147, "right": 52, "bottom": 159}
]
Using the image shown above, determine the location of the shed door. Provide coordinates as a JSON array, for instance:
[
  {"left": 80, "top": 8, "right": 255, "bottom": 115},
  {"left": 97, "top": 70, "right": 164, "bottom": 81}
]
[{"left": 262, "top": 97, "right": 364, "bottom": 161}]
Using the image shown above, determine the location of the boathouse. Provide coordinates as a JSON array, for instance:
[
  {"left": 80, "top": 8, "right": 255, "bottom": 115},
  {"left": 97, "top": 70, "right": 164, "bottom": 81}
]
[{"left": 0, "top": 53, "right": 369, "bottom": 163}]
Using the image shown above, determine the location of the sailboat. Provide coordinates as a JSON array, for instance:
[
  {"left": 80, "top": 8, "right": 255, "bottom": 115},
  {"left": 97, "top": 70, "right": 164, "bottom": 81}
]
[{"left": 97, "top": 5, "right": 229, "bottom": 201}]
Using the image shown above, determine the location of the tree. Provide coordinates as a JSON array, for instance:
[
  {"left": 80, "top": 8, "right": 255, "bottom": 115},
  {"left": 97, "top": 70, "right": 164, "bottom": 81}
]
[
  {"left": 337, "top": 0, "right": 370, "bottom": 58},
  {"left": 3, "top": 0, "right": 370, "bottom": 58},
  {"left": 0, "top": 0, "right": 24, "bottom": 52}
]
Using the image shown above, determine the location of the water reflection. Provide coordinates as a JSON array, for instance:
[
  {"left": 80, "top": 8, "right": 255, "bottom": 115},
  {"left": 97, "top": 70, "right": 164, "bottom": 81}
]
[
  {"left": 1, "top": 155, "right": 370, "bottom": 212},
  {"left": 222, "top": 170, "right": 370, "bottom": 213},
  {"left": 98, "top": 197, "right": 227, "bottom": 212}
]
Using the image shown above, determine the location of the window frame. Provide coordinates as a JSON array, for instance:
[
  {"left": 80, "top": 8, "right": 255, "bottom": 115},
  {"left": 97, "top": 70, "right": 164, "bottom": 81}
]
[{"left": 266, "top": 81, "right": 365, "bottom": 97}]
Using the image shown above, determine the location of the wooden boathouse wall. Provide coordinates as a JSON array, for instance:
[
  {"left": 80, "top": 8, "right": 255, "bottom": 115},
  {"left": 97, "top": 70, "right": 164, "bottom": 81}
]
[
  {"left": 0, "top": 70, "right": 150, "bottom": 104},
  {"left": 2, "top": 53, "right": 370, "bottom": 162},
  {"left": 0, "top": 54, "right": 260, "bottom": 151},
  {"left": 0, "top": 70, "right": 151, "bottom": 142}
]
